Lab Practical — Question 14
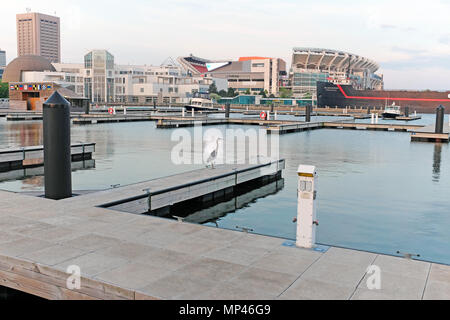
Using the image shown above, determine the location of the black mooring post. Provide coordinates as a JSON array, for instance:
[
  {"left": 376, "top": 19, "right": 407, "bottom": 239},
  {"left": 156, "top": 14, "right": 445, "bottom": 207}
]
[
  {"left": 367, "top": 106, "right": 372, "bottom": 114},
  {"left": 225, "top": 103, "right": 230, "bottom": 119},
  {"left": 305, "top": 105, "right": 311, "bottom": 122},
  {"left": 84, "top": 101, "right": 90, "bottom": 115},
  {"left": 435, "top": 105, "right": 445, "bottom": 134},
  {"left": 43, "top": 91, "right": 72, "bottom": 200},
  {"left": 404, "top": 106, "right": 409, "bottom": 118}
]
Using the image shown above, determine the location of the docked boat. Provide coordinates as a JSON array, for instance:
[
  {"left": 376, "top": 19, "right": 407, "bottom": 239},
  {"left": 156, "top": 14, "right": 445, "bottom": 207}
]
[
  {"left": 382, "top": 103, "right": 402, "bottom": 119},
  {"left": 184, "top": 92, "right": 217, "bottom": 111},
  {"left": 184, "top": 97, "right": 216, "bottom": 111},
  {"left": 317, "top": 81, "right": 450, "bottom": 113}
]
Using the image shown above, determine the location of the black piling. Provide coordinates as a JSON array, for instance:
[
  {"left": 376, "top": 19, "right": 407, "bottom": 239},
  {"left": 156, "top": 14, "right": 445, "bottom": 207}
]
[
  {"left": 435, "top": 105, "right": 445, "bottom": 134},
  {"left": 225, "top": 103, "right": 231, "bottom": 119},
  {"left": 404, "top": 106, "right": 409, "bottom": 118},
  {"left": 43, "top": 91, "right": 72, "bottom": 200},
  {"left": 305, "top": 105, "right": 312, "bottom": 122}
]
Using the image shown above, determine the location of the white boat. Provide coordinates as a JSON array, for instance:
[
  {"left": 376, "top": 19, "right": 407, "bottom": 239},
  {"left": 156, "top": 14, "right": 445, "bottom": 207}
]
[
  {"left": 184, "top": 97, "right": 216, "bottom": 111},
  {"left": 382, "top": 103, "right": 401, "bottom": 119},
  {"left": 184, "top": 96, "right": 216, "bottom": 111}
]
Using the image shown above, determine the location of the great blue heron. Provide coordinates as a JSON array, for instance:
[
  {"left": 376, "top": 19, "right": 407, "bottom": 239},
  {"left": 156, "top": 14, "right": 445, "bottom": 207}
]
[{"left": 204, "top": 137, "right": 222, "bottom": 169}]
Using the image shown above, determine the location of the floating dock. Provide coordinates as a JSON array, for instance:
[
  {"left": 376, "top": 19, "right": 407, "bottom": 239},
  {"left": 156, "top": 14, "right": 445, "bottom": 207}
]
[
  {"left": 0, "top": 143, "right": 95, "bottom": 172},
  {"left": 411, "top": 125, "right": 450, "bottom": 142}
]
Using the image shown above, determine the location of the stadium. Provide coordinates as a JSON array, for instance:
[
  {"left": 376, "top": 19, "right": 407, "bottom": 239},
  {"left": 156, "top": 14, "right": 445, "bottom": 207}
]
[{"left": 290, "top": 47, "right": 384, "bottom": 99}]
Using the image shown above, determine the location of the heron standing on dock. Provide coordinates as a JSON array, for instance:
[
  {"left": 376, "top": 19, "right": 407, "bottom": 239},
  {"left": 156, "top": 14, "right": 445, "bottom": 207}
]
[{"left": 204, "top": 137, "right": 223, "bottom": 169}]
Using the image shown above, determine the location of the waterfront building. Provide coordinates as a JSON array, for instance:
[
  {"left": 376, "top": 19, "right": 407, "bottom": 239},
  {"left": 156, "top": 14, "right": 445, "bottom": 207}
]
[
  {"left": 114, "top": 63, "right": 213, "bottom": 104},
  {"left": 2, "top": 55, "right": 86, "bottom": 111},
  {"left": 290, "top": 47, "right": 383, "bottom": 100},
  {"left": 178, "top": 55, "right": 287, "bottom": 96},
  {"left": 84, "top": 50, "right": 115, "bottom": 103},
  {"left": 16, "top": 12, "right": 61, "bottom": 63}
]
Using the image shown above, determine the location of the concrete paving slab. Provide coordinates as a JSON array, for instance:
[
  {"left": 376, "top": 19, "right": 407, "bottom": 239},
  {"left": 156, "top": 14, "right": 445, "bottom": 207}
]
[
  {"left": 62, "top": 234, "right": 123, "bottom": 252},
  {"left": 164, "top": 236, "right": 228, "bottom": 256},
  {"left": 177, "top": 258, "right": 246, "bottom": 283},
  {"left": 18, "top": 244, "right": 88, "bottom": 266},
  {"left": 22, "top": 226, "right": 87, "bottom": 243},
  {"left": 95, "top": 242, "right": 160, "bottom": 260},
  {"left": 95, "top": 262, "right": 171, "bottom": 290},
  {"left": 0, "top": 232, "right": 25, "bottom": 244},
  {"left": 423, "top": 280, "right": 450, "bottom": 300},
  {"left": 54, "top": 252, "right": 131, "bottom": 278},
  {"left": 136, "top": 248, "right": 199, "bottom": 272},
  {"left": 139, "top": 273, "right": 216, "bottom": 300},
  {"left": 193, "top": 281, "right": 276, "bottom": 300},
  {"left": 300, "top": 260, "right": 367, "bottom": 286},
  {"left": 0, "top": 237, "right": 53, "bottom": 257},
  {"left": 189, "top": 226, "right": 245, "bottom": 243},
  {"left": 203, "top": 244, "right": 271, "bottom": 267},
  {"left": 357, "top": 270, "right": 427, "bottom": 300},
  {"left": 428, "top": 263, "right": 450, "bottom": 283},
  {"left": 372, "top": 255, "right": 430, "bottom": 280},
  {"left": 227, "top": 267, "right": 298, "bottom": 297},
  {"left": 252, "top": 250, "right": 320, "bottom": 276},
  {"left": 319, "top": 247, "right": 377, "bottom": 267},
  {"left": 280, "top": 278, "right": 355, "bottom": 300}
]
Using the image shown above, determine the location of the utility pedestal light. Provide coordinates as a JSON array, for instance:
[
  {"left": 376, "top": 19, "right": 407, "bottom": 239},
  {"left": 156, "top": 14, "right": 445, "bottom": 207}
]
[{"left": 296, "top": 165, "right": 318, "bottom": 249}]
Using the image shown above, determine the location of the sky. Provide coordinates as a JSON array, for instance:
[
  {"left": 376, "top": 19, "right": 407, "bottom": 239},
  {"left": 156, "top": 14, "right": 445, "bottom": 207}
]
[{"left": 2, "top": 0, "right": 450, "bottom": 90}]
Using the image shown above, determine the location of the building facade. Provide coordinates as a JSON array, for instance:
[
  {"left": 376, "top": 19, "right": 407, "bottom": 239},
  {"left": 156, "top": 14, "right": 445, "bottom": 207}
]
[
  {"left": 178, "top": 55, "right": 287, "bottom": 96},
  {"left": 84, "top": 50, "right": 115, "bottom": 103},
  {"left": 16, "top": 12, "right": 61, "bottom": 63},
  {"left": 290, "top": 47, "right": 383, "bottom": 99},
  {"left": 0, "top": 49, "right": 6, "bottom": 67}
]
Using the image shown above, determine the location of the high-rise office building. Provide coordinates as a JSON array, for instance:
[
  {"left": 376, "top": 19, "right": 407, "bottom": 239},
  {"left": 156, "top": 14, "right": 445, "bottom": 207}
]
[
  {"left": 0, "top": 49, "right": 6, "bottom": 67},
  {"left": 16, "top": 12, "right": 61, "bottom": 63}
]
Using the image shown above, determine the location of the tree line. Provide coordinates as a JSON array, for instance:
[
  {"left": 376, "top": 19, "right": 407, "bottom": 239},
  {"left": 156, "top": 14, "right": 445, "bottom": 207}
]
[{"left": 209, "top": 82, "right": 294, "bottom": 101}]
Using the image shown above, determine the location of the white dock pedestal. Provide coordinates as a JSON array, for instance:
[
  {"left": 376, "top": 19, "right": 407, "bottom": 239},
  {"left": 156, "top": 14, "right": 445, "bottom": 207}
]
[{"left": 296, "top": 165, "right": 317, "bottom": 249}]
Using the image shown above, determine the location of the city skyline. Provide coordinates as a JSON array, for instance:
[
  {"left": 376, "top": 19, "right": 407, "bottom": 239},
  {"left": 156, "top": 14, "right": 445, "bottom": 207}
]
[{"left": 2, "top": 0, "right": 450, "bottom": 90}]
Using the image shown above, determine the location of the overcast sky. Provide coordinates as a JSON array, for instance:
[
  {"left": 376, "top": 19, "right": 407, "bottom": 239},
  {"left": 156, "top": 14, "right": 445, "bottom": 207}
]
[{"left": 2, "top": 0, "right": 450, "bottom": 90}]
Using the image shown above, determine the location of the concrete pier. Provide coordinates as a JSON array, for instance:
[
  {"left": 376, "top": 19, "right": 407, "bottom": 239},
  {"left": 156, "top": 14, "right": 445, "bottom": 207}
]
[{"left": 0, "top": 186, "right": 449, "bottom": 300}]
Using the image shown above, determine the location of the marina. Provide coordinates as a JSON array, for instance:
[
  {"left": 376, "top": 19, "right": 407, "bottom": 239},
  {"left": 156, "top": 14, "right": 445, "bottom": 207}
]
[{"left": 1, "top": 2, "right": 450, "bottom": 303}]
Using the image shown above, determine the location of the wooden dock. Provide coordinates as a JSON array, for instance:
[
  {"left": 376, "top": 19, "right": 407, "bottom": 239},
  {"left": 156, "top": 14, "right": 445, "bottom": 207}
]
[
  {"left": 101, "top": 160, "right": 285, "bottom": 216},
  {"left": 0, "top": 143, "right": 95, "bottom": 172},
  {"left": 411, "top": 125, "right": 450, "bottom": 142},
  {"left": 323, "top": 122, "right": 424, "bottom": 132},
  {"left": 0, "top": 161, "right": 449, "bottom": 299}
]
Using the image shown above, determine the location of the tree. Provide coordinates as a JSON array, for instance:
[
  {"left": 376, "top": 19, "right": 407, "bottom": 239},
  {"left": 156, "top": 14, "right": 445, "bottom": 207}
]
[
  {"left": 269, "top": 94, "right": 276, "bottom": 98},
  {"left": 227, "top": 88, "right": 236, "bottom": 97},
  {"left": 0, "top": 82, "right": 9, "bottom": 99},
  {"left": 209, "top": 82, "right": 218, "bottom": 94},
  {"left": 244, "top": 89, "right": 251, "bottom": 95},
  {"left": 218, "top": 90, "right": 228, "bottom": 97},
  {"left": 258, "top": 89, "right": 267, "bottom": 98},
  {"left": 303, "top": 92, "right": 312, "bottom": 99},
  {"left": 279, "top": 88, "right": 293, "bottom": 98},
  {"left": 210, "top": 93, "right": 221, "bottom": 102}
]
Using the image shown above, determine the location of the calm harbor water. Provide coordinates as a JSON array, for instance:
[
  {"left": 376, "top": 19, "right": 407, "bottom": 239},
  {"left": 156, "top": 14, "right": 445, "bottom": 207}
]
[{"left": 0, "top": 114, "right": 449, "bottom": 265}]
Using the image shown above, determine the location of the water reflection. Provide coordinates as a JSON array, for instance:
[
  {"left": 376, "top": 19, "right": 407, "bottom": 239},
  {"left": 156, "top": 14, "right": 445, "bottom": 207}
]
[{"left": 433, "top": 143, "right": 442, "bottom": 182}]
